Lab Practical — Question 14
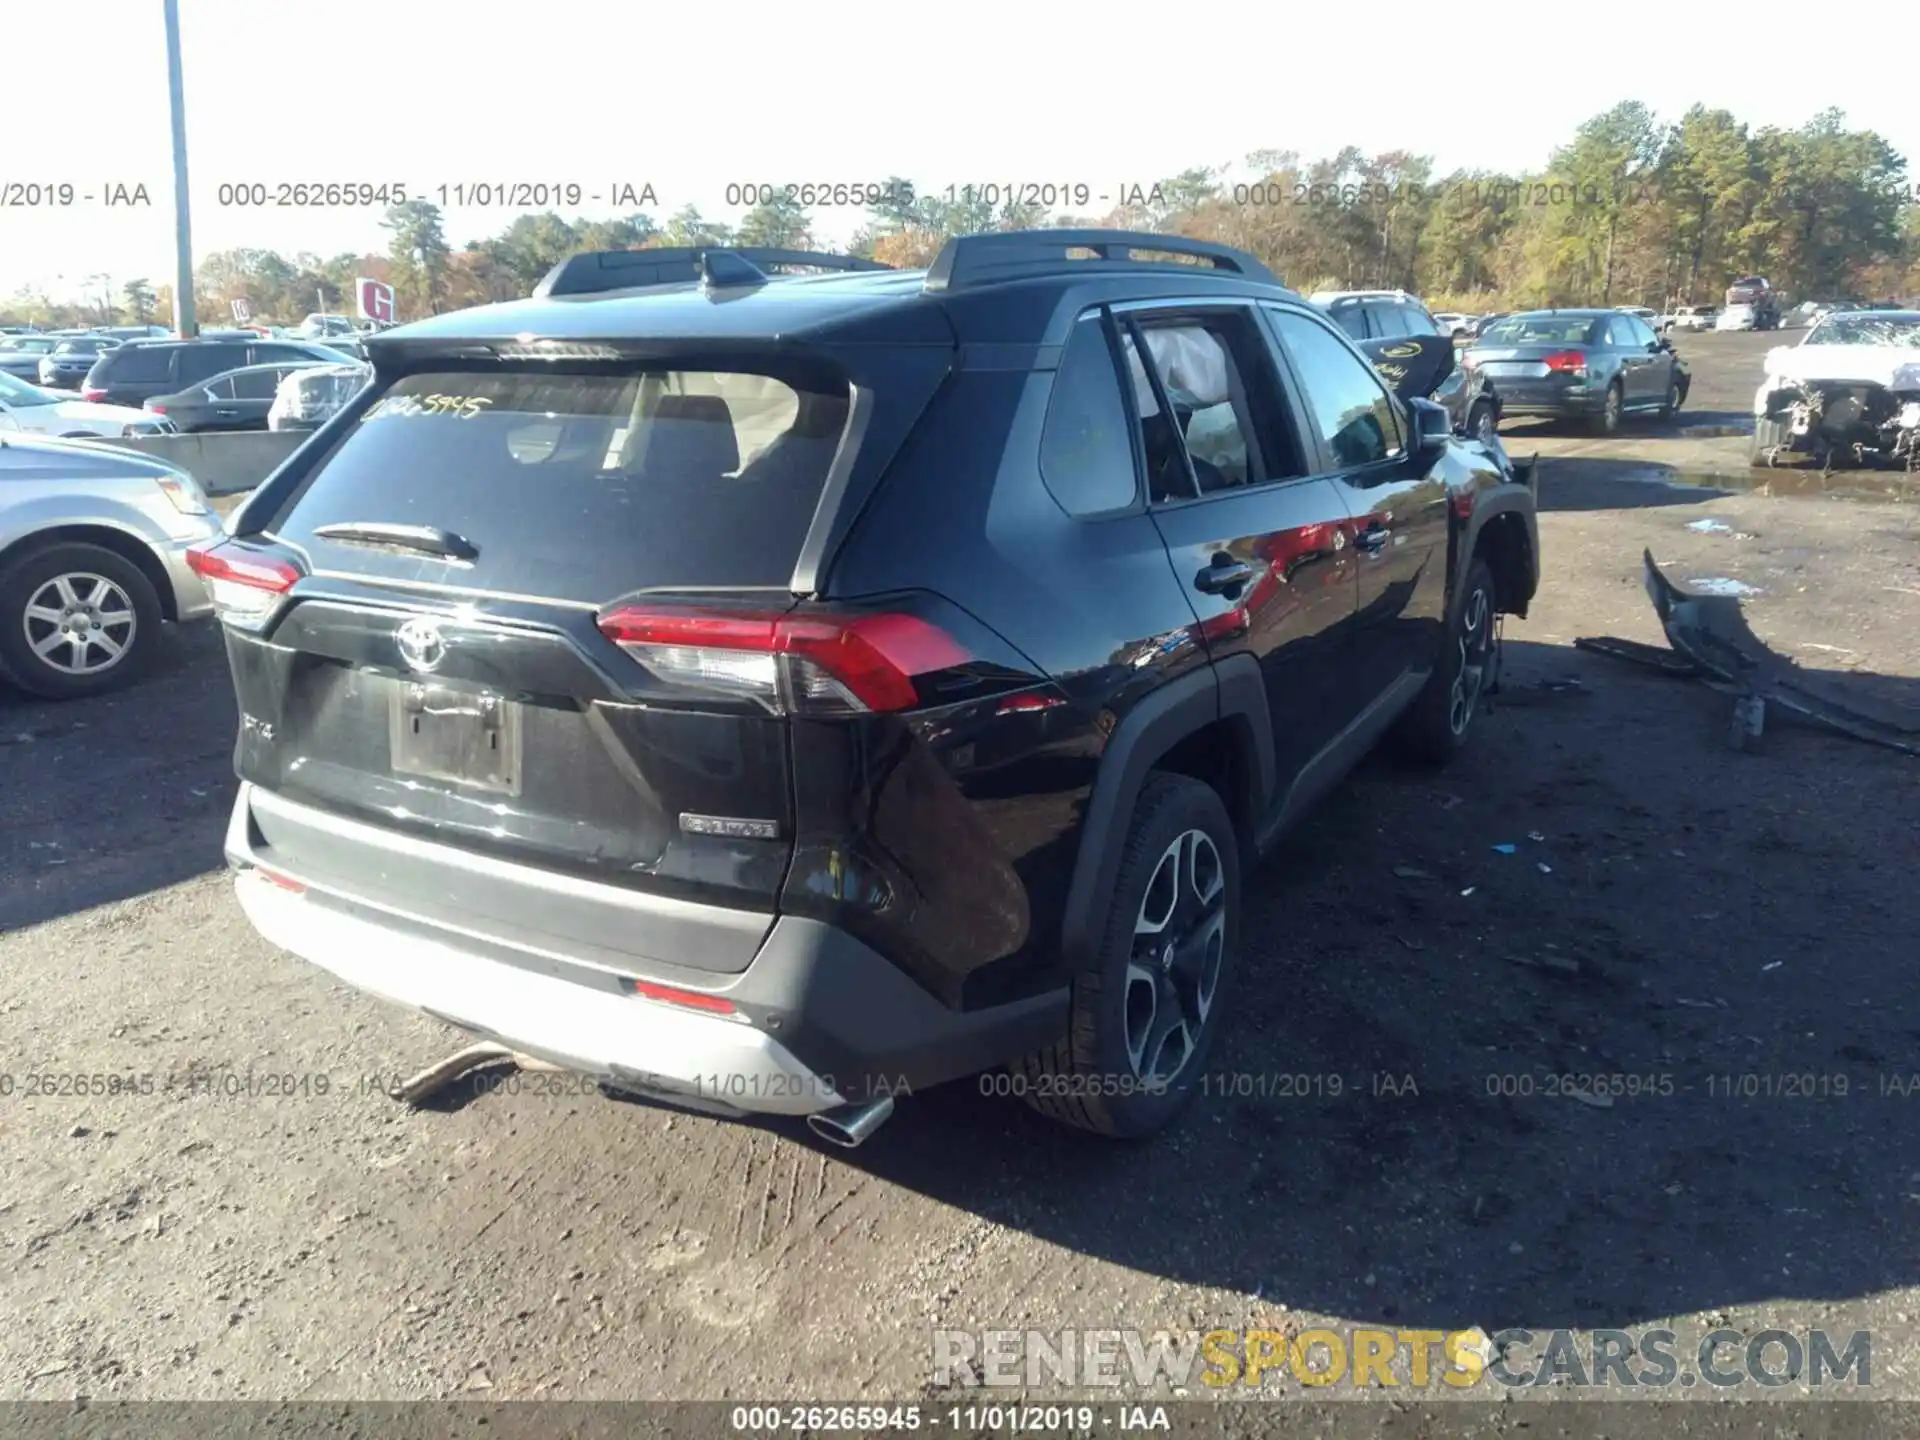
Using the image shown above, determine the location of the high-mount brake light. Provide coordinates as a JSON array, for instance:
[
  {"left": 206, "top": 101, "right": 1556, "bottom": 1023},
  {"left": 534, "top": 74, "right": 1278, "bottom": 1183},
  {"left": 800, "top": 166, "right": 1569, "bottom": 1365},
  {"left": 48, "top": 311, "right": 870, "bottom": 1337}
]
[
  {"left": 185, "top": 541, "right": 303, "bottom": 630},
  {"left": 596, "top": 605, "right": 970, "bottom": 715}
]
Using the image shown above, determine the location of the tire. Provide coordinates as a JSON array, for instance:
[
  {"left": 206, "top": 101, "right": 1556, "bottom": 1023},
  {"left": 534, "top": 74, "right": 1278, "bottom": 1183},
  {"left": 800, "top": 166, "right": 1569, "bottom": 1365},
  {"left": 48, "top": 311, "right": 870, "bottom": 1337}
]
[
  {"left": 0, "top": 541, "right": 162, "bottom": 700},
  {"left": 1588, "top": 382, "right": 1623, "bottom": 436},
  {"left": 1391, "top": 556, "right": 1497, "bottom": 765},
  {"left": 1466, "top": 399, "right": 1498, "bottom": 445},
  {"left": 1657, "top": 371, "right": 1683, "bottom": 420},
  {"left": 1014, "top": 773, "right": 1242, "bottom": 1138}
]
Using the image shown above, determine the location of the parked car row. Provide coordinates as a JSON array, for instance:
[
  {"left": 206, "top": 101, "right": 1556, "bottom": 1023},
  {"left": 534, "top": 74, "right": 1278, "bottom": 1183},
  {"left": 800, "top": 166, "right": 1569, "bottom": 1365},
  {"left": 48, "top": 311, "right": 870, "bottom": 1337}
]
[{"left": 82, "top": 335, "right": 360, "bottom": 417}]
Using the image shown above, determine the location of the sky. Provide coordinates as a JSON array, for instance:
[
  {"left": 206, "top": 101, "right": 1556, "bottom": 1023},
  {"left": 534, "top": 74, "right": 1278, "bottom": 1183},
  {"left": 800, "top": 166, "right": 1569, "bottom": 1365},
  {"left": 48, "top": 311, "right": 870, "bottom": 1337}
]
[{"left": 2, "top": 0, "right": 1913, "bottom": 305}]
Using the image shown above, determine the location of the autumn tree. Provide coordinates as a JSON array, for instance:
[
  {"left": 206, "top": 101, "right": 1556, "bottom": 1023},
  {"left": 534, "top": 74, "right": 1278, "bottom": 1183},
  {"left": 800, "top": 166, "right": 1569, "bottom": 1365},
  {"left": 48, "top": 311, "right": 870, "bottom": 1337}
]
[{"left": 383, "top": 199, "right": 452, "bottom": 317}]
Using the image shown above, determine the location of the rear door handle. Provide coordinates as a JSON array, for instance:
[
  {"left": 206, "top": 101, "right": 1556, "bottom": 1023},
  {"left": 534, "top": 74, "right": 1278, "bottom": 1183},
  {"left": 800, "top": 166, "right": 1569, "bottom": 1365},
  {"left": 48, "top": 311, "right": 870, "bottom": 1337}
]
[
  {"left": 1353, "top": 525, "right": 1390, "bottom": 552},
  {"left": 1194, "top": 559, "right": 1253, "bottom": 594}
]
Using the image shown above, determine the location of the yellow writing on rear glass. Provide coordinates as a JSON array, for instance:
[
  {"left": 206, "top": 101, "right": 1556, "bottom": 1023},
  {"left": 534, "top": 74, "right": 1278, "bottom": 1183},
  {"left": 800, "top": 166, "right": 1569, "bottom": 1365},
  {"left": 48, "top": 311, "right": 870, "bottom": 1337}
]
[{"left": 366, "top": 394, "right": 494, "bottom": 421}]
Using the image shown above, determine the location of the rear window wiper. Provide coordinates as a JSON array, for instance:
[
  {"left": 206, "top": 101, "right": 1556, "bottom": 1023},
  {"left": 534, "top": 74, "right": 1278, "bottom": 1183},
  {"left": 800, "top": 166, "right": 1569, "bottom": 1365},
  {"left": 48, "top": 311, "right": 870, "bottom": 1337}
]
[{"left": 311, "top": 522, "right": 479, "bottom": 562}]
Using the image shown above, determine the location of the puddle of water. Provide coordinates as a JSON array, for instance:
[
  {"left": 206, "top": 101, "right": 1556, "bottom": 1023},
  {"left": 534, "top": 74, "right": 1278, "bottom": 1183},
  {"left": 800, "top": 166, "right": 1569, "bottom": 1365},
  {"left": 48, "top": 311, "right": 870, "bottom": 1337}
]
[
  {"left": 1664, "top": 467, "right": 1920, "bottom": 501},
  {"left": 1686, "top": 577, "right": 1762, "bottom": 597}
]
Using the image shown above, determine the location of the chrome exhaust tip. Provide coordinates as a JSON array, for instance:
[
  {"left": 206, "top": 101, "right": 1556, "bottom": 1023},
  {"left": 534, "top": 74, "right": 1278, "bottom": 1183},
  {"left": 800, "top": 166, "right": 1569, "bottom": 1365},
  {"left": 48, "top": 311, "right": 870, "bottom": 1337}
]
[{"left": 806, "top": 1095, "right": 895, "bottom": 1149}]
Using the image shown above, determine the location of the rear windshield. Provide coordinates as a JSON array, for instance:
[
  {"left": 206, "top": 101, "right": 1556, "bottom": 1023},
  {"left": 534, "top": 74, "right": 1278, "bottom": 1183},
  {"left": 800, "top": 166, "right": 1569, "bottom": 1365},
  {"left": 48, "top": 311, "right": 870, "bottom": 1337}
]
[
  {"left": 279, "top": 366, "right": 849, "bottom": 602},
  {"left": 1481, "top": 316, "right": 1599, "bottom": 345}
]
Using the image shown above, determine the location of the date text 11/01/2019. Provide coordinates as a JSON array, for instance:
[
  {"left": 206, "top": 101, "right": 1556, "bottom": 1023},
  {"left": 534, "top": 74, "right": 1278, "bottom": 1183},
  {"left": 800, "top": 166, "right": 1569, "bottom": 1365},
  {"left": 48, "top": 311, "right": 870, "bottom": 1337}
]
[{"left": 210, "top": 182, "right": 659, "bottom": 210}]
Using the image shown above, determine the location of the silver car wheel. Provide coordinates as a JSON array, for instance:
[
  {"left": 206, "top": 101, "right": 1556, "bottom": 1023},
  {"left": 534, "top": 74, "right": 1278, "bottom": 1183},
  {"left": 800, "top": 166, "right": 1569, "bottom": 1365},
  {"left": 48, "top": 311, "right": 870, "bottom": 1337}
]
[
  {"left": 23, "top": 571, "right": 137, "bottom": 676},
  {"left": 1449, "top": 585, "right": 1492, "bottom": 735},
  {"left": 1124, "top": 829, "right": 1227, "bottom": 1084}
]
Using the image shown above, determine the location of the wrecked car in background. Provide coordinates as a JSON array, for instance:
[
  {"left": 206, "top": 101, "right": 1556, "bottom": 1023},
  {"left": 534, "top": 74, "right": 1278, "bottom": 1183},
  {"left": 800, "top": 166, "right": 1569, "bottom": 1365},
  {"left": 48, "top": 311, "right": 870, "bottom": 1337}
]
[{"left": 1751, "top": 309, "right": 1920, "bottom": 470}]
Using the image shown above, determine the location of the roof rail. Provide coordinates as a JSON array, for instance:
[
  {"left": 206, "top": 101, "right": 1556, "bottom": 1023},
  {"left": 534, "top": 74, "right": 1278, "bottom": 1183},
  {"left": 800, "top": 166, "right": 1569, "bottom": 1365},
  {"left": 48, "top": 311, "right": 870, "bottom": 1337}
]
[
  {"left": 924, "top": 229, "right": 1279, "bottom": 293},
  {"left": 533, "top": 247, "right": 895, "bottom": 298}
]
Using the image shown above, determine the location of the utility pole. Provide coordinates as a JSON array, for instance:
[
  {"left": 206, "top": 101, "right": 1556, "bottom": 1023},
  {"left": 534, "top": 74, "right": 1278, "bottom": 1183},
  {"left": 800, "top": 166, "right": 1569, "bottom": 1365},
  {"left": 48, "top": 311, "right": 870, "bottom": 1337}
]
[{"left": 163, "top": 0, "right": 197, "bottom": 337}]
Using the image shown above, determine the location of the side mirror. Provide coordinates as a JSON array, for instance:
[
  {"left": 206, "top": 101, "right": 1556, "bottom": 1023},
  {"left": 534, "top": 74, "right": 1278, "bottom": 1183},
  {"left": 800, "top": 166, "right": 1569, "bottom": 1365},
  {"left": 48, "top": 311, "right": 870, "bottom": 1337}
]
[{"left": 1408, "top": 396, "right": 1450, "bottom": 453}]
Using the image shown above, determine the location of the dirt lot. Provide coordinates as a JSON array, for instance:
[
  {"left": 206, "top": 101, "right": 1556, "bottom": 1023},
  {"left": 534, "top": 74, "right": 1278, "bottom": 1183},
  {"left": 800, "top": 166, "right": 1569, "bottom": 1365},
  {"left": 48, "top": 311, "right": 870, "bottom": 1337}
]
[{"left": 3, "top": 329, "right": 1919, "bottom": 1412}]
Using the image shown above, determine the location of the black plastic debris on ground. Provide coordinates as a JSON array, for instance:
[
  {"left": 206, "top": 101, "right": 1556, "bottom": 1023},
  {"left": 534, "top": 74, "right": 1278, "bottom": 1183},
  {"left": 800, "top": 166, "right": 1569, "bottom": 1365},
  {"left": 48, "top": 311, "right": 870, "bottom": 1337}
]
[{"left": 1574, "top": 548, "right": 1920, "bottom": 756}]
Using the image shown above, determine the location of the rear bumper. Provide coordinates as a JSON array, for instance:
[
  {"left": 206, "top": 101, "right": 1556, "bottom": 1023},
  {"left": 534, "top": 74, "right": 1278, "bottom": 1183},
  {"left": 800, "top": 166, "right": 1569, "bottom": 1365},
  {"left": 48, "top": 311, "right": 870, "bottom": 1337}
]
[
  {"left": 1495, "top": 385, "right": 1605, "bottom": 417},
  {"left": 224, "top": 784, "right": 1066, "bottom": 1117}
]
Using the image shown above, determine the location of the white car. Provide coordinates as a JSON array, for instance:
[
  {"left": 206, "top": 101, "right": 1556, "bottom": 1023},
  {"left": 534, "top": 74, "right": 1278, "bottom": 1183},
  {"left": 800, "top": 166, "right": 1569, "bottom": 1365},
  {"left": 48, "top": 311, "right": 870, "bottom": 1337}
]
[
  {"left": 1618, "top": 306, "right": 1664, "bottom": 333},
  {"left": 1666, "top": 306, "right": 1718, "bottom": 332},
  {"left": 268, "top": 362, "right": 371, "bottom": 432},
  {"left": 1431, "top": 312, "right": 1478, "bottom": 338},
  {"left": 1716, "top": 305, "right": 1758, "bottom": 332},
  {"left": 1752, "top": 309, "right": 1920, "bottom": 468},
  {"left": 0, "top": 370, "right": 174, "bottom": 439}
]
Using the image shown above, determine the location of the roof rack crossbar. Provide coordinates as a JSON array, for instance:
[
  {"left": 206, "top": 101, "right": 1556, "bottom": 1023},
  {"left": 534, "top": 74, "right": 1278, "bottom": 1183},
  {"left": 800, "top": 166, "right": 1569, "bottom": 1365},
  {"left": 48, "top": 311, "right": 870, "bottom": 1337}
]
[
  {"left": 533, "top": 247, "right": 895, "bottom": 298},
  {"left": 924, "top": 229, "right": 1278, "bottom": 293}
]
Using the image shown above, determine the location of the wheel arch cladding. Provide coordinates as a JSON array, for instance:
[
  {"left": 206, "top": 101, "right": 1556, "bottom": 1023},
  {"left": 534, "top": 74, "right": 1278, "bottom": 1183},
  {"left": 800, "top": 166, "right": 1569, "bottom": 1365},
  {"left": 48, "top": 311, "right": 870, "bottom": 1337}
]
[
  {"left": 1473, "top": 511, "right": 1533, "bottom": 618},
  {"left": 0, "top": 526, "right": 177, "bottom": 621},
  {"left": 1059, "top": 656, "right": 1273, "bottom": 970}
]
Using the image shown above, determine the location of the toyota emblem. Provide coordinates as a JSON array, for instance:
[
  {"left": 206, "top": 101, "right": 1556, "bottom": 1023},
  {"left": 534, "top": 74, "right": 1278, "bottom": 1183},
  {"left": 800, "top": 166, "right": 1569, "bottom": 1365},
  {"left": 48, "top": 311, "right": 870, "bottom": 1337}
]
[{"left": 395, "top": 616, "right": 447, "bottom": 673}]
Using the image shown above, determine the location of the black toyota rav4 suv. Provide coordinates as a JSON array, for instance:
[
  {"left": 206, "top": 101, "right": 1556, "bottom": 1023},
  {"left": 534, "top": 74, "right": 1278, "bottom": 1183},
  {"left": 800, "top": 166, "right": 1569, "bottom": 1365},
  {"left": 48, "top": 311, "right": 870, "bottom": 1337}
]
[{"left": 192, "top": 231, "right": 1539, "bottom": 1146}]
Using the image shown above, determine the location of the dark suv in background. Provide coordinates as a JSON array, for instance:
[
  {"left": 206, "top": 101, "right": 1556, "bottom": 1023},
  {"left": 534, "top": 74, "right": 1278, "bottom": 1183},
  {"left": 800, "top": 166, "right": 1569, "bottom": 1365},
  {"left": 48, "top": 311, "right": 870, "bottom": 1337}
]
[
  {"left": 1311, "top": 289, "right": 1502, "bottom": 444},
  {"left": 82, "top": 337, "right": 355, "bottom": 410},
  {"left": 191, "top": 232, "right": 1539, "bottom": 1147}
]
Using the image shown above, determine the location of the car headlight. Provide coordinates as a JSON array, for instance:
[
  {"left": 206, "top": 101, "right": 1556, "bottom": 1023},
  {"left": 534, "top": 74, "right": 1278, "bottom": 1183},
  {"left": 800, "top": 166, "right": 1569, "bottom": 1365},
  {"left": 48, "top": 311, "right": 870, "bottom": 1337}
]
[{"left": 154, "top": 474, "right": 209, "bottom": 516}]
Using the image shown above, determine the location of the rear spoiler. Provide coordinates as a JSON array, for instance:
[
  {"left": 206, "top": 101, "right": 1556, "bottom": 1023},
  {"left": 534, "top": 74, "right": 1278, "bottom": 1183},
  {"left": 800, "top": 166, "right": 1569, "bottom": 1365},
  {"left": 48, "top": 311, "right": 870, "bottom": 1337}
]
[{"left": 533, "top": 248, "right": 894, "bottom": 298}]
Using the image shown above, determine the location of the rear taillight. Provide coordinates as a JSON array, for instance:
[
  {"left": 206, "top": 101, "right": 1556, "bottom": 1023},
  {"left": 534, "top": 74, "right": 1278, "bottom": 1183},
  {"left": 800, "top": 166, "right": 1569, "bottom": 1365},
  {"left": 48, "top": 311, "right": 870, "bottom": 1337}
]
[
  {"left": 148, "top": 403, "right": 167, "bottom": 414},
  {"left": 1544, "top": 350, "right": 1588, "bottom": 375},
  {"left": 596, "top": 605, "right": 971, "bottom": 716},
  {"left": 185, "top": 540, "right": 302, "bottom": 630},
  {"left": 81, "top": 386, "right": 107, "bottom": 402}
]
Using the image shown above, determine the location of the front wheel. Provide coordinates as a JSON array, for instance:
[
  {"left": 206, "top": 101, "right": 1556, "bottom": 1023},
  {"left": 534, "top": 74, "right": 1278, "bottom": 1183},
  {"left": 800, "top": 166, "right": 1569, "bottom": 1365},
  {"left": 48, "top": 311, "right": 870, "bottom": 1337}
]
[
  {"left": 1391, "top": 556, "right": 1497, "bottom": 765},
  {"left": 0, "top": 542, "right": 162, "bottom": 699},
  {"left": 1013, "top": 773, "right": 1241, "bottom": 1138}
]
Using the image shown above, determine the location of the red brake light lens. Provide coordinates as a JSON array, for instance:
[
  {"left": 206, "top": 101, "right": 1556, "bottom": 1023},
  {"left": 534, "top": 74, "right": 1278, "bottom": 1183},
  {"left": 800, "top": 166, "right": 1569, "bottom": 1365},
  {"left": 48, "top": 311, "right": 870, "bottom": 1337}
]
[
  {"left": 596, "top": 605, "right": 971, "bottom": 715},
  {"left": 1543, "top": 350, "right": 1588, "bottom": 374},
  {"left": 186, "top": 541, "right": 303, "bottom": 630},
  {"left": 81, "top": 386, "right": 107, "bottom": 402}
]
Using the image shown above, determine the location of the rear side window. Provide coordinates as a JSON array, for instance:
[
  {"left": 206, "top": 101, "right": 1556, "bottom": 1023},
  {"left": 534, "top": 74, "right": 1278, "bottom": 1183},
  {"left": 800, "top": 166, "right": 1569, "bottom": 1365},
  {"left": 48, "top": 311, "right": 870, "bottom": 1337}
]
[
  {"left": 1398, "top": 304, "right": 1441, "bottom": 336},
  {"left": 1327, "top": 304, "right": 1368, "bottom": 340},
  {"left": 232, "top": 368, "right": 284, "bottom": 400},
  {"left": 1039, "top": 314, "right": 1138, "bottom": 517},
  {"left": 281, "top": 366, "right": 849, "bottom": 603},
  {"left": 1365, "top": 302, "right": 1411, "bottom": 338},
  {"left": 178, "top": 344, "right": 249, "bottom": 383},
  {"left": 104, "top": 346, "right": 174, "bottom": 383}
]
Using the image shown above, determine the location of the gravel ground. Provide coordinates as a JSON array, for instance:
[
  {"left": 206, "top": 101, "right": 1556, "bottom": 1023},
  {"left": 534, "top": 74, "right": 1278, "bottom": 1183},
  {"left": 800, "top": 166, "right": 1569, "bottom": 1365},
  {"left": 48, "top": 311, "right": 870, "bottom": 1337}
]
[{"left": 3, "top": 331, "right": 1919, "bottom": 1415}]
